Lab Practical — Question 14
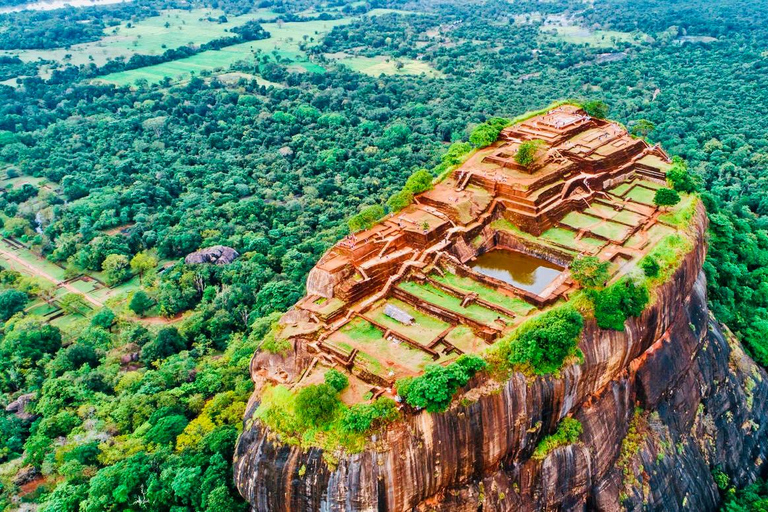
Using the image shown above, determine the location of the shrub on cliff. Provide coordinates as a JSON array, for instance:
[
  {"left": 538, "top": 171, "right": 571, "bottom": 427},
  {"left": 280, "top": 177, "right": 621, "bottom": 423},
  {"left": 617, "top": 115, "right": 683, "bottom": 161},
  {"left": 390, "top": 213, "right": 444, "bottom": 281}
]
[
  {"left": 396, "top": 354, "right": 486, "bottom": 413},
  {"left": 515, "top": 139, "right": 544, "bottom": 168},
  {"left": 582, "top": 100, "right": 609, "bottom": 119},
  {"left": 505, "top": 306, "right": 584, "bottom": 375},
  {"left": 340, "top": 397, "right": 399, "bottom": 433},
  {"left": 404, "top": 169, "right": 434, "bottom": 195},
  {"left": 469, "top": 118, "right": 510, "bottom": 148},
  {"left": 295, "top": 384, "right": 341, "bottom": 428},
  {"left": 441, "top": 141, "right": 472, "bottom": 166},
  {"left": 640, "top": 256, "right": 661, "bottom": 278},
  {"left": 592, "top": 278, "right": 650, "bottom": 331},
  {"left": 570, "top": 256, "right": 611, "bottom": 288},
  {"left": 348, "top": 205, "right": 385, "bottom": 232},
  {"left": 386, "top": 190, "right": 414, "bottom": 212},
  {"left": 532, "top": 417, "right": 582, "bottom": 459}
]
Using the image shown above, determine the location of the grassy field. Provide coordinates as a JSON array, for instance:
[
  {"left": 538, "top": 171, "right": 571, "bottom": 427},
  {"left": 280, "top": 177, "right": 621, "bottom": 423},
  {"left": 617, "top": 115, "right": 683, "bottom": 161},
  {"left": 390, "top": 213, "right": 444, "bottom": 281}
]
[
  {"left": 609, "top": 181, "right": 633, "bottom": 197},
  {"left": 0, "top": 239, "right": 67, "bottom": 280},
  {"left": 444, "top": 326, "right": 485, "bottom": 354},
  {"left": 328, "top": 318, "right": 439, "bottom": 378},
  {"left": 325, "top": 53, "right": 442, "bottom": 77},
  {"left": 0, "top": 9, "right": 281, "bottom": 68},
  {"left": 659, "top": 193, "right": 698, "bottom": 227},
  {"left": 585, "top": 203, "right": 619, "bottom": 219},
  {"left": 98, "top": 17, "right": 351, "bottom": 85},
  {"left": 625, "top": 224, "right": 675, "bottom": 249},
  {"left": 543, "top": 25, "right": 643, "bottom": 48},
  {"left": 610, "top": 209, "right": 642, "bottom": 226}
]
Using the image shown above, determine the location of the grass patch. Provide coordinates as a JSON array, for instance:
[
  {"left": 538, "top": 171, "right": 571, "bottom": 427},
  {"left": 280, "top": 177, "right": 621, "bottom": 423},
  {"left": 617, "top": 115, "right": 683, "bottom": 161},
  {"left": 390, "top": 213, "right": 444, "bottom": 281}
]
[
  {"left": 98, "top": 17, "right": 351, "bottom": 85},
  {"left": 2, "top": 8, "right": 280, "bottom": 68},
  {"left": 623, "top": 224, "right": 675, "bottom": 250},
  {"left": 398, "top": 281, "right": 512, "bottom": 326},
  {"left": 0, "top": 240, "right": 67, "bottom": 281},
  {"left": 561, "top": 211, "right": 599, "bottom": 230},
  {"left": 625, "top": 185, "right": 656, "bottom": 205},
  {"left": 327, "top": 54, "right": 442, "bottom": 77},
  {"left": 612, "top": 209, "right": 645, "bottom": 226},
  {"left": 26, "top": 301, "right": 59, "bottom": 316},
  {"left": 339, "top": 317, "right": 384, "bottom": 343},
  {"left": 659, "top": 193, "right": 698, "bottom": 227},
  {"left": 590, "top": 221, "right": 630, "bottom": 241},
  {"left": 313, "top": 296, "right": 345, "bottom": 316},
  {"left": 544, "top": 25, "right": 641, "bottom": 48},
  {"left": 644, "top": 233, "right": 693, "bottom": 283},
  {"left": 608, "top": 182, "right": 633, "bottom": 197},
  {"left": 331, "top": 315, "right": 437, "bottom": 377},
  {"left": 542, "top": 227, "right": 603, "bottom": 253},
  {"left": 541, "top": 227, "right": 580, "bottom": 248},
  {"left": 369, "top": 299, "right": 448, "bottom": 344},
  {"left": 492, "top": 218, "right": 580, "bottom": 256},
  {"left": 444, "top": 326, "right": 484, "bottom": 353},
  {"left": 432, "top": 273, "right": 536, "bottom": 316}
]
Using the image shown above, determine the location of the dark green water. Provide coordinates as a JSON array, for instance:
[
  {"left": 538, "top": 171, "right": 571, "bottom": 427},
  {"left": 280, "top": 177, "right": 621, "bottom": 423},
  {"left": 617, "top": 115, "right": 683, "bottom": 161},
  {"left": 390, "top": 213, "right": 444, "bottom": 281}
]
[{"left": 470, "top": 249, "right": 563, "bottom": 295}]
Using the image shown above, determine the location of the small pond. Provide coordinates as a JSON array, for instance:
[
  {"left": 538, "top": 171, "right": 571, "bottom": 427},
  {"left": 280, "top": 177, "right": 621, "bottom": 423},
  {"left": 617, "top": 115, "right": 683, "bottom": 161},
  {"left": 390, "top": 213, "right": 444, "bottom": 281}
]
[{"left": 470, "top": 249, "right": 563, "bottom": 295}]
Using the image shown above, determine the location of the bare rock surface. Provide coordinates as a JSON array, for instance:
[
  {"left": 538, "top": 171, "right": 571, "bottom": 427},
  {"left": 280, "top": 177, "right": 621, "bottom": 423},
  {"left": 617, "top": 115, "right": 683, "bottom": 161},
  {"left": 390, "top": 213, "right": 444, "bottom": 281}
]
[
  {"left": 5, "top": 392, "right": 36, "bottom": 421},
  {"left": 184, "top": 245, "right": 239, "bottom": 265}
]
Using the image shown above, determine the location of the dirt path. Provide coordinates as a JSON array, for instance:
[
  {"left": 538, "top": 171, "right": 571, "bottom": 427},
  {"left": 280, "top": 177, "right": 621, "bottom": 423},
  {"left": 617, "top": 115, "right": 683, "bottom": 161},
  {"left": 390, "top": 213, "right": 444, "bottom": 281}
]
[{"left": 0, "top": 247, "right": 104, "bottom": 308}]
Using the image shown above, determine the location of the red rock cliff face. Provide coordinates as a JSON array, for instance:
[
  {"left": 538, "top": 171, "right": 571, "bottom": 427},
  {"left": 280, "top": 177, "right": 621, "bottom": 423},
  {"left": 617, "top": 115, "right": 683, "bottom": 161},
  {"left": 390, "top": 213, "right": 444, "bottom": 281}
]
[{"left": 234, "top": 205, "right": 768, "bottom": 511}]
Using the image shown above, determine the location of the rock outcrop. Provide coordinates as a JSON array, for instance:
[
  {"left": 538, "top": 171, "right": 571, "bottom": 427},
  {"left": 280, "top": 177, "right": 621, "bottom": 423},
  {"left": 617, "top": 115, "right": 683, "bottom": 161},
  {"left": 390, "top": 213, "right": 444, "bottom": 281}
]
[
  {"left": 184, "top": 245, "right": 239, "bottom": 265},
  {"left": 234, "top": 205, "right": 768, "bottom": 511},
  {"left": 5, "top": 392, "right": 37, "bottom": 422}
]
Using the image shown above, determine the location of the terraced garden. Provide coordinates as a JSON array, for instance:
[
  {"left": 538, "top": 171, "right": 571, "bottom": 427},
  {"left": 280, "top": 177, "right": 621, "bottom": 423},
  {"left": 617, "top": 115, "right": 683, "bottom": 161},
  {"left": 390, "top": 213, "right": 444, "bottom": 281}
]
[
  {"left": 431, "top": 273, "right": 537, "bottom": 316},
  {"left": 397, "top": 281, "right": 513, "bottom": 326}
]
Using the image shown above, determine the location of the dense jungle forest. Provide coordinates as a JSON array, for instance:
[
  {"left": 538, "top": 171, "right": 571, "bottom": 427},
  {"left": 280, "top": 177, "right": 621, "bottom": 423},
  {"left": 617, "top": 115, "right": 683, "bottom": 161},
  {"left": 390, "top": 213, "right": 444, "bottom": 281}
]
[{"left": 0, "top": 0, "right": 767, "bottom": 509}]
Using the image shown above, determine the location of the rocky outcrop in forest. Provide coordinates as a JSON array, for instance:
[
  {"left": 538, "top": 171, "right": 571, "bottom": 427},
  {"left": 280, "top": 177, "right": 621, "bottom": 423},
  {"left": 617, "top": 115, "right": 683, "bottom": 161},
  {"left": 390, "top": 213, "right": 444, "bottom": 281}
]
[{"left": 234, "top": 205, "right": 768, "bottom": 511}]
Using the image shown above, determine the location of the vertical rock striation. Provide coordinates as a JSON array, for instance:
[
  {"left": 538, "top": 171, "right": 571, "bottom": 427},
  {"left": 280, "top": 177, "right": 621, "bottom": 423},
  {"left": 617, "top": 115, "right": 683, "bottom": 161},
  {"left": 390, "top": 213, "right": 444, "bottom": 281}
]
[{"left": 234, "top": 206, "right": 768, "bottom": 510}]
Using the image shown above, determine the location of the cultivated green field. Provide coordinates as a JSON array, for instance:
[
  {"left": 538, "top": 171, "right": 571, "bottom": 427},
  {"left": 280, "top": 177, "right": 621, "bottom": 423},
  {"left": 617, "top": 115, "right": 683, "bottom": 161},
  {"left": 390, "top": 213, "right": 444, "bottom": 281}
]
[
  {"left": 0, "top": 8, "right": 280, "bottom": 68},
  {"left": 97, "top": 17, "right": 352, "bottom": 85},
  {"left": 324, "top": 53, "right": 443, "bottom": 77},
  {"left": 543, "top": 25, "right": 644, "bottom": 48}
]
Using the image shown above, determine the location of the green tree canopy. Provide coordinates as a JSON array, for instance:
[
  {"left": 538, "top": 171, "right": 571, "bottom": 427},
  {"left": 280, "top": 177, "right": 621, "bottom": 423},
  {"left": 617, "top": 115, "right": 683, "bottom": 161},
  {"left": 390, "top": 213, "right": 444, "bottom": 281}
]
[
  {"left": 0, "top": 288, "right": 27, "bottom": 321},
  {"left": 654, "top": 188, "right": 681, "bottom": 209},
  {"left": 582, "top": 100, "right": 609, "bottom": 119},
  {"left": 129, "top": 290, "right": 153, "bottom": 317}
]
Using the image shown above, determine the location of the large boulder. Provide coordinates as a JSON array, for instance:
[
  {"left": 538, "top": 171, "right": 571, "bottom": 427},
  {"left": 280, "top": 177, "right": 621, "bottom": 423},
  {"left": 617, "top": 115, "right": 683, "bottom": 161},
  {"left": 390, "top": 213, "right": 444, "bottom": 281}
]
[
  {"left": 5, "top": 392, "right": 36, "bottom": 422},
  {"left": 184, "top": 245, "right": 239, "bottom": 265}
]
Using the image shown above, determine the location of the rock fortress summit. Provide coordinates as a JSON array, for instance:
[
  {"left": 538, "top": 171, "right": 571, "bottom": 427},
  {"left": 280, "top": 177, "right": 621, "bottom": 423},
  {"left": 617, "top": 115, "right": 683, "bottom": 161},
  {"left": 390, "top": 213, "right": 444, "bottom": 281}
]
[{"left": 234, "top": 105, "right": 768, "bottom": 511}]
